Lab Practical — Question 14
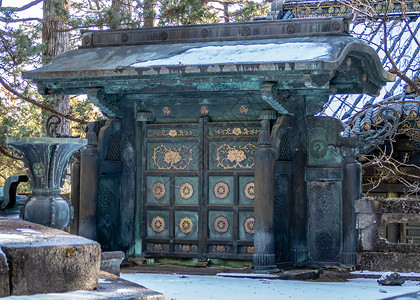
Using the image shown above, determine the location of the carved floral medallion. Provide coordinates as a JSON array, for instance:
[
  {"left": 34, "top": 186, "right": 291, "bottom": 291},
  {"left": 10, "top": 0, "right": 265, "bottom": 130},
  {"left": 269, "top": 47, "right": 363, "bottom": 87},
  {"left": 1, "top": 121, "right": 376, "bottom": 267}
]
[
  {"left": 152, "top": 145, "right": 193, "bottom": 170},
  {"left": 244, "top": 217, "right": 255, "bottom": 235},
  {"left": 201, "top": 106, "right": 209, "bottom": 115},
  {"left": 179, "top": 182, "right": 194, "bottom": 200},
  {"left": 214, "top": 216, "right": 229, "bottom": 233},
  {"left": 240, "top": 105, "right": 249, "bottom": 114},
  {"left": 214, "top": 181, "right": 229, "bottom": 199},
  {"left": 179, "top": 217, "right": 194, "bottom": 234},
  {"left": 153, "top": 244, "right": 163, "bottom": 252},
  {"left": 216, "top": 143, "right": 256, "bottom": 169},
  {"left": 152, "top": 182, "right": 166, "bottom": 199},
  {"left": 244, "top": 182, "right": 255, "bottom": 200},
  {"left": 216, "top": 245, "right": 226, "bottom": 253},
  {"left": 151, "top": 216, "right": 165, "bottom": 233},
  {"left": 162, "top": 106, "right": 171, "bottom": 116}
]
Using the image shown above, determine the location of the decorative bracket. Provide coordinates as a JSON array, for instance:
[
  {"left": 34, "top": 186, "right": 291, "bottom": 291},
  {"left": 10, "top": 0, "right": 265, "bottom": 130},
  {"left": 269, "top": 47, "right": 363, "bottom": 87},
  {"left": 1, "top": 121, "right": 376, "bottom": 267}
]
[
  {"left": 88, "top": 88, "right": 122, "bottom": 118},
  {"left": 342, "top": 106, "right": 400, "bottom": 154},
  {"left": 260, "top": 83, "right": 294, "bottom": 115}
]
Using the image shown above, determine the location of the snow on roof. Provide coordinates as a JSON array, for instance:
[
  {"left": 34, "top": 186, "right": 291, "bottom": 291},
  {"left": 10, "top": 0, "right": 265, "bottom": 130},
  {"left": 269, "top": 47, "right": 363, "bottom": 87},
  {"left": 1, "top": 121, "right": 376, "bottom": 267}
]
[{"left": 131, "top": 43, "right": 332, "bottom": 68}]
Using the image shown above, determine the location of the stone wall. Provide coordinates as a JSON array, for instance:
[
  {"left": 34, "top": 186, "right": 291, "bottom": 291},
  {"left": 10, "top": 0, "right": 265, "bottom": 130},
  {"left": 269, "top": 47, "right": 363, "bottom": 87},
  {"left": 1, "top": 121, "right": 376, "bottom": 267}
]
[{"left": 356, "top": 197, "right": 420, "bottom": 272}]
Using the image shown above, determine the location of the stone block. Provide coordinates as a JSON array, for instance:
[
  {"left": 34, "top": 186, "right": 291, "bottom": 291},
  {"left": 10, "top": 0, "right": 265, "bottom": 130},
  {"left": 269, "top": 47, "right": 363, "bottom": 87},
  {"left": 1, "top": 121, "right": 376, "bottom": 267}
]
[
  {"left": 0, "top": 217, "right": 100, "bottom": 296},
  {"left": 100, "top": 251, "right": 125, "bottom": 276},
  {"left": 0, "top": 248, "right": 9, "bottom": 297}
]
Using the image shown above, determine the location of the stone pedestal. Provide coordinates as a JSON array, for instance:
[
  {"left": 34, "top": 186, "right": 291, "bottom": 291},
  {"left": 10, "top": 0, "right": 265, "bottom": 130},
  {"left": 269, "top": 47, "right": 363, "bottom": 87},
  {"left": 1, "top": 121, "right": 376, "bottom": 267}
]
[{"left": 0, "top": 217, "right": 100, "bottom": 296}]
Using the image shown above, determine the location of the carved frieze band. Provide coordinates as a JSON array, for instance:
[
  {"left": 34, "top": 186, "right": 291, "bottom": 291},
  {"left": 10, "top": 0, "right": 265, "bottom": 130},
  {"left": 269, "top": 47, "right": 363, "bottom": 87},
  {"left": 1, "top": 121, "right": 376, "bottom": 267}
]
[
  {"left": 148, "top": 129, "right": 196, "bottom": 137},
  {"left": 212, "top": 127, "right": 260, "bottom": 136},
  {"left": 152, "top": 145, "right": 193, "bottom": 170},
  {"left": 216, "top": 143, "right": 257, "bottom": 169}
]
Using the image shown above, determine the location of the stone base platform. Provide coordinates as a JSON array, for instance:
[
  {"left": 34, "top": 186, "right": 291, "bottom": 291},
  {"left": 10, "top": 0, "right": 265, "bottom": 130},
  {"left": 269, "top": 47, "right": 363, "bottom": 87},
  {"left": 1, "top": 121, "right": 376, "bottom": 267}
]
[
  {"left": 2, "top": 271, "right": 164, "bottom": 299},
  {"left": 0, "top": 217, "right": 101, "bottom": 296}
]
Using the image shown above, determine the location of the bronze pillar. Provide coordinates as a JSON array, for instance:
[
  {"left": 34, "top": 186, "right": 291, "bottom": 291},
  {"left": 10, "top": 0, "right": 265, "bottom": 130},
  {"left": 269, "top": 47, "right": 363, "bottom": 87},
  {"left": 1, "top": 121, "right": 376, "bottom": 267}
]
[
  {"left": 70, "top": 153, "right": 81, "bottom": 235},
  {"left": 253, "top": 118, "right": 278, "bottom": 272},
  {"left": 290, "top": 95, "right": 308, "bottom": 265},
  {"left": 79, "top": 123, "right": 99, "bottom": 240},
  {"left": 341, "top": 159, "right": 361, "bottom": 266}
]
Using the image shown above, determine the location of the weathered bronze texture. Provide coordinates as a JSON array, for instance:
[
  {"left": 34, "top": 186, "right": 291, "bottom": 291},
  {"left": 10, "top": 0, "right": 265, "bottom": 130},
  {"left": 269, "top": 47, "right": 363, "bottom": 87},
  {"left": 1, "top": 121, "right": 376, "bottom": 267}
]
[
  {"left": 22, "top": 16, "right": 393, "bottom": 267},
  {"left": 6, "top": 137, "right": 87, "bottom": 230}
]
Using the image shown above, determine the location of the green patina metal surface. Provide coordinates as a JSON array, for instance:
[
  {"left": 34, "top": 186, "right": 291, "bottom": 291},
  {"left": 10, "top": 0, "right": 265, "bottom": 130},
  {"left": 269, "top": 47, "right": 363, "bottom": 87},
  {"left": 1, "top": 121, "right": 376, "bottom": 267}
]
[{"left": 22, "top": 16, "right": 393, "bottom": 268}]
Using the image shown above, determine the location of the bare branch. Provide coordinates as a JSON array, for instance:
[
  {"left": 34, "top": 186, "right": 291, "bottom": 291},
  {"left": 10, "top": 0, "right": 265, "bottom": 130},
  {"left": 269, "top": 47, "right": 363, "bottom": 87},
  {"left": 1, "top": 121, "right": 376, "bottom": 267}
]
[
  {"left": 0, "top": 77, "right": 87, "bottom": 124},
  {"left": 0, "top": 17, "right": 42, "bottom": 23},
  {"left": 0, "top": 0, "right": 43, "bottom": 12}
]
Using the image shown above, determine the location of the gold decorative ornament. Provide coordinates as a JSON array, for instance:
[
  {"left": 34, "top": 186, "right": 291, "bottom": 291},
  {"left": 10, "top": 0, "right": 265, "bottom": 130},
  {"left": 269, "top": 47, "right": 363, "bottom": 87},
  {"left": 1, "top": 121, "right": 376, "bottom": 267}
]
[
  {"left": 213, "top": 128, "right": 260, "bottom": 136},
  {"left": 346, "top": 57, "right": 352, "bottom": 67},
  {"left": 363, "top": 122, "right": 371, "bottom": 131},
  {"left": 214, "top": 181, "right": 229, "bottom": 199},
  {"left": 182, "top": 245, "right": 191, "bottom": 253},
  {"left": 214, "top": 216, "right": 229, "bottom": 233},
  {"left": 362, "top": 73, "right": 367, "bottom": 83},
  {"left": 168, "top": 130, "right": 178, "bottom": 137},
  {"left": 152, "top": 145, "right": 193, "bottom": 170},
  {"left": 247, "top": 246, "right": 254, "bottom": 254},
  {"left": 216, "top": 245, "right": 226, "bottom": 253},
  {"left": 240, "top": 105, "right": 249, "bottom": 114},
  {"left": 179, "top": 182, "right": 194, "bottom": 200},
  {"left": 227, "top": 149, "right": 246, "bottom": 163},
  {"left": 244, "top": 182, "right": 255, "bottom": 200},
  {"left": 164, "top": 150, "right": 182, "bottom": 164},
  {"left": 232, "top": 128, "right": 242, "bottom": 135},
  {"left": 152, "top": 182, "right": 166, "bottom": 199},
  {"left": 162, "top": 106, "right": 171, "bottom": 116},
  {"left": 179, "top": 217, "right": 194, "bottom": 234},
  {"left": 244, "top": 217, "right": 255, "bottom": 235},
  {"left": 149, "top": 129, "right": 195, "bottom": 137},
  {"left": 151, "top": 216, "right": 165, "bottom": 233},
  {"left": 201, "top": 106, "right": 209, "bottom": 115},
  {"left": 153, "top": 244, "right": 163, "bottom": 252},
  {"left": 216, "top": 143, "right": 257, "bottom": 169}
]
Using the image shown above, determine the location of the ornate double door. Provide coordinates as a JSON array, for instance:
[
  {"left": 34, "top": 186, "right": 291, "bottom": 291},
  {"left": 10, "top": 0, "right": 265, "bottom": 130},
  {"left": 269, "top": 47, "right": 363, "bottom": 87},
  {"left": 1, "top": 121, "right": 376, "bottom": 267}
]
[{"left": 142, "top": 118, "right": 259, "bottom": 260}]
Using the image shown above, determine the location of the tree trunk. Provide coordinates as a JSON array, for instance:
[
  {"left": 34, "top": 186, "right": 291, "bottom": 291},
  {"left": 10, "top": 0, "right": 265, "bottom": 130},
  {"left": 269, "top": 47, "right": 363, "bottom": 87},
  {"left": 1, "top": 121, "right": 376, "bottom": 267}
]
[
  {"left": 42, "top": 0, "right": 71, "bottom": 136},
  {"left": 143, "top": 0, "right": 156, "bottom": 27},
  {"left": 110, "top": 0, "right": 132, "bottom": 29}
]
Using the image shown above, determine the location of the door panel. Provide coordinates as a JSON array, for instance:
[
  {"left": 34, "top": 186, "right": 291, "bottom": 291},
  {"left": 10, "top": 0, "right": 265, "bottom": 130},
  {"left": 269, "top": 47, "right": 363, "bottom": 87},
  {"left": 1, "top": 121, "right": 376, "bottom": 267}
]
[{"left": 142, "top": 120, "right": 259, "bottom": 260}]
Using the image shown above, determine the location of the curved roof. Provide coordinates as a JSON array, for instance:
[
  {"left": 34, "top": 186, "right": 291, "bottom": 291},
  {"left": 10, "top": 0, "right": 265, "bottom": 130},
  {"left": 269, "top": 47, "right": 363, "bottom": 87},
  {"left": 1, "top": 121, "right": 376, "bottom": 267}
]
[{"left": 23, "top": 17, "right": 392, "bottom": 118}]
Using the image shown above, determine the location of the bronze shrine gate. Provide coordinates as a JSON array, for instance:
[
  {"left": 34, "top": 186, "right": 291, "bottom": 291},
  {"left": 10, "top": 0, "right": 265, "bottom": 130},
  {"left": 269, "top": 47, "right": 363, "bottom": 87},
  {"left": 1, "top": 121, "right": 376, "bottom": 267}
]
[
  {"left": 142, "top": 118, "right": 258, "bottom": 260},
  {"left": 25, "top": 17, "right": 393, "bottom": 269}
]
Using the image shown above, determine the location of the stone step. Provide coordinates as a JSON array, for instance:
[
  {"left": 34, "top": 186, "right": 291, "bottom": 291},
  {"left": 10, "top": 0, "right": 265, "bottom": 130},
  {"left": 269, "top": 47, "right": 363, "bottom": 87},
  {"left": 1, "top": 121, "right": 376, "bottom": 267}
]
[{"left": 0, "top": 217, "right": 100, "bottom": 296}]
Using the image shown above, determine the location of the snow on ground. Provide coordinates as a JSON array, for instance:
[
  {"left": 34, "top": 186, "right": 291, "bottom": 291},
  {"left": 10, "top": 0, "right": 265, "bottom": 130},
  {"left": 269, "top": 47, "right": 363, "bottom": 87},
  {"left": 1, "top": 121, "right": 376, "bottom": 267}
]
[
  {"left": 121, "top": 272, "right": 420, "bottom": 300},
  {"left": 131, "top": 43, "right": 332, "bottom": 68}
]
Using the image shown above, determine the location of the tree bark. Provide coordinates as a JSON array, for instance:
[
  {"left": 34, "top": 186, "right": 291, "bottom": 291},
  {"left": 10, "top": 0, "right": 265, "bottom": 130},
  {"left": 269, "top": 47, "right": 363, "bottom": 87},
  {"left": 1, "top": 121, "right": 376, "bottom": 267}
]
[
  {"left": 42, "top": 0, "right": 71, "bottom": 136},
  {"left": 110, "top": 0, "right": 132, "bottom": 29},
  {"left": 143, "top": 0, "right": 156, "bottom": 27}
]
